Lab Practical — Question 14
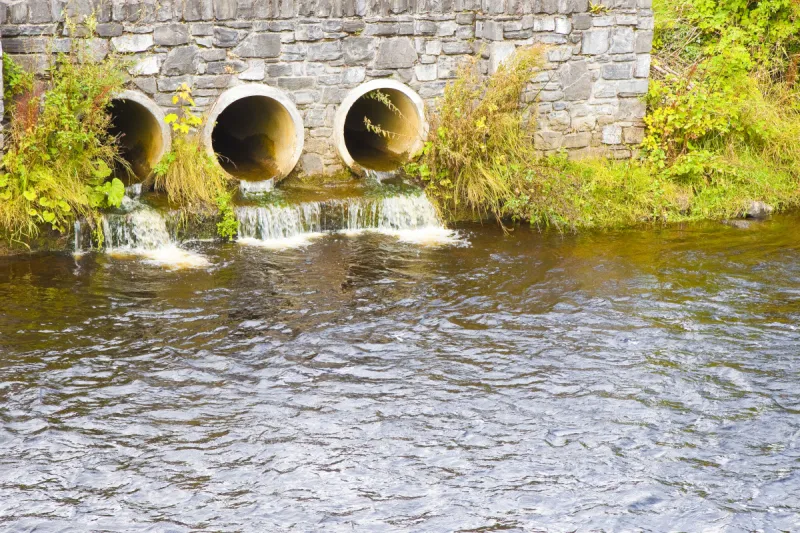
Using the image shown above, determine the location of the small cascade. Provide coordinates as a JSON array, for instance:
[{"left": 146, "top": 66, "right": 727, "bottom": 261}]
[
  {"left": 240, "top": 178, "right": 275, "bottom": 197},
  {"left": 125, "top": 183, "right": 143, "bottom": 199},
  {"left": 103, "top": 207, "right": 173, "bottom": 251},
  {"left": 363, "top": 168, "right": 398, "bottom": 184},
  {"left": 237, "top": 193, "right": 458, "bottom": 248},
  {"left": 73, "top": 221, "right": 84, "bottom": 255},
  {"left": 100, "top": 198, "right": 209, "bottom": 269}
]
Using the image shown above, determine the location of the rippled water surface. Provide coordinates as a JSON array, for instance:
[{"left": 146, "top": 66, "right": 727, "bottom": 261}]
[{"left": 1, "top": 216, "right": 799, "bottom": 532}]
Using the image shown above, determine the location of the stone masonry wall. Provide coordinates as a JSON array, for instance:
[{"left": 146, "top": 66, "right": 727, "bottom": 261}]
[{"left": 0, "top": 0, "right": 653, "bottom": 175}]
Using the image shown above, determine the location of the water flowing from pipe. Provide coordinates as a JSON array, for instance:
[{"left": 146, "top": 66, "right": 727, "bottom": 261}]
[
  {"left": 237, "top": 193, "right": 460, "bottom": 249},
  {"left": 100, "top": 196, "right": 209, "bottom": 269}
]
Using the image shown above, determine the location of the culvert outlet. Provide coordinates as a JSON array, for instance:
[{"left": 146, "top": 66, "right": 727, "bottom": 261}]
[
  {"left": 335, "top": 80, "right": 427, "bottom": 174},
  {"left": 109, "top": 91, "right": 171, "bottom": 183},
  {"left": 204, "top": 85, "right": 304, "bottom": 186}
]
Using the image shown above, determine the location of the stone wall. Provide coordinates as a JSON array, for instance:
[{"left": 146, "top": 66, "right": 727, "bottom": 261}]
[{"left": 0, "top": 0, "right": 653, "bottom": 175}]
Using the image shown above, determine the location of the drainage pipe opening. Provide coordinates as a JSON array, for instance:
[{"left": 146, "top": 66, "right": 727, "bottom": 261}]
[
  {"left": 109, "top": 91, "right": 171, "bottom": 183},
  {"left": 205, "top": 85, "right": 304, "bottom": 184},
  {"left": 335, "top": 81, "right": 426, "bottom": 173}
]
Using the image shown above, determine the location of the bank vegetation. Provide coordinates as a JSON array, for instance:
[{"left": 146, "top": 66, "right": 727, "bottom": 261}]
[{"left": 408, "top": 0, "right": 800, "bottom": 230}]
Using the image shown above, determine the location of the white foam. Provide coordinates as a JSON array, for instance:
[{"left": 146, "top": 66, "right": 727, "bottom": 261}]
[
  {"left": 238, "top": 233, "right": 325, "bottom": 250},
  {"left": 109, "top": 246, "right": 210, "bottom": 270},
  {"left": 102, "top": 200, "right": 209, "bottom": 269}
]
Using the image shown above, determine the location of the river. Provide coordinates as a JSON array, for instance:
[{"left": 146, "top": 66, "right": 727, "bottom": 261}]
[{"left": 1, "top": 211, "right": 799, "bottom": 531}]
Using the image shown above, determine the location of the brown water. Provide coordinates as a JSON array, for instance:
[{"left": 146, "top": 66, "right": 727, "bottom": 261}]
[{"left": 1, "top": 215, "right": 799, "bottom": 531}]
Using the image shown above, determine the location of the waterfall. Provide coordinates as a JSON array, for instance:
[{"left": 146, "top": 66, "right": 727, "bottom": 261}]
[
  {"left": 100, "top": 198, "right": 209, "bottom": 269},
  {"left": 237, "top": 193, "right": 458, "bottom": 248}
]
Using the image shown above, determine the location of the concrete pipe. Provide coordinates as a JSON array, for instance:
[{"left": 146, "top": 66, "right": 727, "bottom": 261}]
[
  {"left": 334, "top": 80, "right": 427, "bottom": 173},
  {"left": 109, "top": 90, "right": 171, "bottom": 182},
  {"left": 204, "top": 85, "right": 304, "bottom": 189}
]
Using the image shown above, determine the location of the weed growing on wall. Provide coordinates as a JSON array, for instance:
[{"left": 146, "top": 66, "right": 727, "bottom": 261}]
[
  {"left": 406, "top": 46, "right": 548, "bottom": 222},
  {"left": 153, "top": 84, "right": 235, "bottom": 239},
  {"left": 0, "top": 17, "right": 127, "bottom": 243}
]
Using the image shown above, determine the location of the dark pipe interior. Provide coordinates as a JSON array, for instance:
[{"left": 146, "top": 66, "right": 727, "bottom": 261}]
[
  {"left": 212, "top": 96, "right": 293, "bottom": 181},
  {"left": 343, "top": 89, "right": 420, "bottom": 172},
  {"left": 109, "top": 99, "right": 162, "bottom": 183}
]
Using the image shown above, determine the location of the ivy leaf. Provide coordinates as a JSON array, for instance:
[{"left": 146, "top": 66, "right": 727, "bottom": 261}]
[
  {"left": 42, "top": 211, "right": 56, "bottom": 223},
  {"left": 165, "top": 113, "right": 178, "bottom": 125}
]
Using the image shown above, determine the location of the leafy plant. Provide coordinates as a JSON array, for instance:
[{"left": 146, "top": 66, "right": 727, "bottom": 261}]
[
  {"left": 153, "top": 84, "right": 230, "bottom": 212},
  {"left": 407, "top": 46, "right": 547, "bottom": 222},
  {"left": 215, "top": 192, "right": 238, "bottom": 241},
  {"left": 0, "top": 17, "right": 127, "bottom": 243},
  {"left": 589, "top": 2, "right": 610, "bottom": 15},
  {"left": 2, "top": 54, "right": 34, "bottom": 103},
  {"left": 153, "top": 83, "right": 235, "bottom": 239}
]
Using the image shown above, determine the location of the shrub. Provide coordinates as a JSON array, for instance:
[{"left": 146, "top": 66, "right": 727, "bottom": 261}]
[
  {"left": 0, "top": 18, "right": 127, "bottom": 243},
  {"left": 152, "top": 84, "right": 236, "bottom": 239},
  {"left": 152, "top": 84, "right": 230, "bottom": 213},
  {"left": 407, "top": 46, "right": 546, "bottom": 222}
]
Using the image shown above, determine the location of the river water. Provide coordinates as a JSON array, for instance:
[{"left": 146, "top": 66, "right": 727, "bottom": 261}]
[{"left": 1, "top": 212, "right": 799, "bottom": 531}]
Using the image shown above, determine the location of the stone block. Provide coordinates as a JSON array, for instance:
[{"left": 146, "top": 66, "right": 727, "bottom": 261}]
[
  {"left": 213, "top": 26, "right": 242, "bottom": 47},
  {"left": 111, "top": 34, "right": 153, "bottom": 53},
  {"left": 602, "top": 62, "right": 634, "bottom": 80},
  {"left": 234, "top": 33, "right": 281, "bottom": 58},
  {"left": 602, "top": 124, "right": 622, "bottom": 145},
  {"left": 581, "top": 28, "right": 610, "bottom": 55},
  {"left": 635, "top": 30, "right": 654, "bottom": 53},
  {"left": 308, "top": 41, "right": 342, "bottom": 61},
  {"left": 161, "top": 46, "right": 199, "bottom": 76},
  {"left": 415, "top": 63, "right": 437, "bottom": 81},
  {"left": 489, "top": 42, "right": 516, "bottom": 75},
  {"left": 375, "top": 37, "right": 417, "bottom": 69},
  {"left": 563, "top": 132, "right": 592, "bottom": 149},
  {"left": 559, "top": 60, "right": 592, "bottom": 101},
  {"left": 300, "top": 153, "right": 324, "bottom": 174},
  {"left": 343, "top": 37, "right": 375, "bottom": 65},
  {"left": 535, "top": 131, "right": 563, "bottom": 150},
  {"left": 623, "top": 126, "right": 645, "bottom": 144},
  {"left": 154, "top": 24, "right": 189, "bottom": 46},
  {"left": 129, "top": 55, "right": 162, "bottom": 76},
  {"left": 609, "top": 27, "right": 635, "bottom": 54},
  {"left": 239, "top": 59, "right": 265, "bottom": 80}
]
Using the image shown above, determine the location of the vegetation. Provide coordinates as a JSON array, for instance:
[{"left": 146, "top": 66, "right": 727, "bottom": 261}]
[
  {"left": 153, "top": 84, "right": 230, "bottom": 212},
  {"left": 0, "top": 17, "right": 128, "bottom": 244},
  {"left": 407, "top": 0, "right": 800, "bottom": 230},
  {"left": 152, "top": 84, "right": 237, "bottom": 239}
]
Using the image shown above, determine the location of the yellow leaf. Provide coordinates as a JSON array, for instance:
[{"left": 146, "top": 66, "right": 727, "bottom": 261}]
[{"left": 165, "top": 114, "right": 178, "bottom": 124}]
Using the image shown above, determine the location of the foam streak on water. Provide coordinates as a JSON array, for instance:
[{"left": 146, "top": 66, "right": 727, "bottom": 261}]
[
  {"left": 102, "top": 203, "right": 209, "bottom": 269},
  {"left": 237, "top": 193, "right": 460, "bottom": 248}
]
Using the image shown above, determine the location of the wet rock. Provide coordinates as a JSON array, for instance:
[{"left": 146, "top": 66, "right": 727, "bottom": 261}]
[
  {"left": 746, "top": 201, "right": 774, "bottom": 219},
  {"left": 723, "top": 219, "right": 753, "bottom": 230}
]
